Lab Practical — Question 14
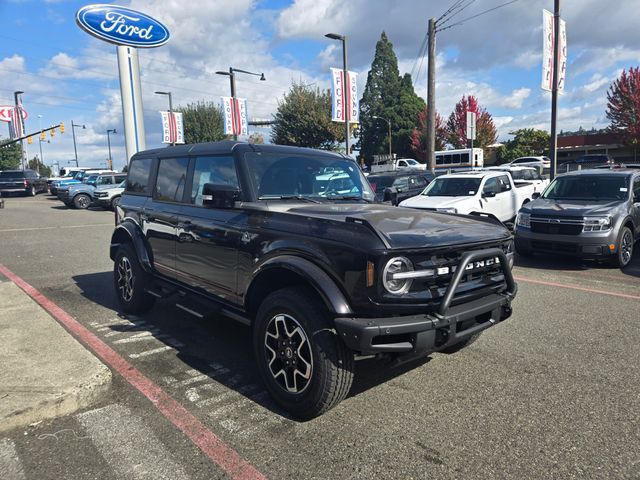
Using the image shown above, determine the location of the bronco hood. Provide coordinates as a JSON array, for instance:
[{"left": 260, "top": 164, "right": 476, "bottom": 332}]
[{"left": 286, "top": 204, "right": 510, "bottom": 249}]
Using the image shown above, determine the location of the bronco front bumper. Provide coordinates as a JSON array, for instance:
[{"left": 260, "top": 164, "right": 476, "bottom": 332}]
[{"left": 334, "top": 249, "right": 517, "bottom": 356}]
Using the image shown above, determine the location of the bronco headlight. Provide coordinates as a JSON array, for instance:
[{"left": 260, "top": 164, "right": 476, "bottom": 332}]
[
  {"left": 382, "top": 257, "right": 414, "bottom": 295},
  {"left": 516, "top": 212, "right": 530, "bottom": 228}
]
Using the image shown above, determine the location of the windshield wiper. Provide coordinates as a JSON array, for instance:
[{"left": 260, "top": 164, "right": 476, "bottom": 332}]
[
  {"left": 326, "top": 194, "right": 372, "bottom": 203},
  {"left": 259, "top": 195, "right": 322, "bottom": 204}
]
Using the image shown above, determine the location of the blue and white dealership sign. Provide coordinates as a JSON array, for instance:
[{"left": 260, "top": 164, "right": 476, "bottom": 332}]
[{"left": 76, "top": 4, "right": 170, "bottom": 48}]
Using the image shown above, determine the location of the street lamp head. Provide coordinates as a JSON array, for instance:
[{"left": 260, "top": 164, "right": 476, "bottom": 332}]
[
  {"left": 14, "top": 90, "right": 24, "bottom": 95},
  {"left": 325, "top": 33, "right": 344, "bottom": 41},
  {"left": 154, "top": 91, "right": 170, "bottom": 95},
  {"left": 259, "top": 73, "right": 266, "bottom": 81},
  {"left": 215, "top": 71, "right": 230, "bottom": 76}
]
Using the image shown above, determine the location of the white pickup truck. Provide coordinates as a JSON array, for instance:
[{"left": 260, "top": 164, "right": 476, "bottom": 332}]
[
  {"left": 485, "top": 165, "right": 550, "bottom": 193},
  {"left": 370, "top": 158, "right": 426, "bottom": 173},
  {"left": 398, "top": 170, "right": 536, "bottom": 223}
]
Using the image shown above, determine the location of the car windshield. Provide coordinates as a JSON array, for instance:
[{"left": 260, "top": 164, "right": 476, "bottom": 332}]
[
  {"left": 85, "top": 175, "right": 99, "bottom": 183},
  {"left": 420, "top": 177, "right": 482, "bottom": 197},
  {"left": 542, "top": 175, "right": 629, "bottom": 201},
  {"left": 368, "top": 175, "right": 396, "bottom": 192},
  {"left": 246, "top": 153, "right": 375, "bottom": 202},
  {"left": 405, "top": 159, "right": 418, "bottom": 166}
]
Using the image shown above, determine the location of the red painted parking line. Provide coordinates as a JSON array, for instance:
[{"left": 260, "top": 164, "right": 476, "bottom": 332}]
[
  {"left": 0, "top": 263, "right": 267, "bottom": 480},
  {"left": 515, "top": 275, "right": 640, "bottom": 301}
]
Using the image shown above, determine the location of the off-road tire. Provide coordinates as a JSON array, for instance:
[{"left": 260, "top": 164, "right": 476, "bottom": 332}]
[
  {"left": 113, "top": 244, "right": 155, "bottom": 314},
  {"left": 441, "top": 332, "right": 482, "bottom": 354},
  {"left": 253, "top": 287, "right": 354, "bottom": 420},
  {"left": 73, "top": 193, "right": 91, "bottom": 209},
  {"left": 613, "top": 226, "right": 634, "bottom": 269}
]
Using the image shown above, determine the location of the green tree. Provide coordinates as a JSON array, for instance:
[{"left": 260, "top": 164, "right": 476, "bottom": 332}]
[
  {"left": 358, "top": 32, "right": 402, "bottom": 161},
  {"left": 496, "top": 128, "right": 550, "bottom": 164},
  {"left": 0, "top": 138, "right": 22, "bottom": 171},
  {"left": 410, "top": 108, "right": 446, "bottom": 162},
  {"left": 27, "top": 156, "right": 52, "bottom": 177},
  {"left": 606, "top": 67, "right": 640, "bottom": 146},
  {"left": 176, "top": 101, "right": 226, "bottom": 144},
  {"left": 392, "top": 74, "right": 426, "bottom": 159},
  {"left": 271, "top": 82, "right": 344, "bottom": 149}
]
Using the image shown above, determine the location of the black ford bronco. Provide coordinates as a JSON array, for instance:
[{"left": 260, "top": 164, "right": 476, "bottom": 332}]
[{"left": 110, "top": 141, "right": 517, "bottom": 419}]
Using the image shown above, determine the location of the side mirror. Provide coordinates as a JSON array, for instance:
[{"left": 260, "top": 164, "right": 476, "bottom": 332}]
[
  {"left": 532, "top": 192, "right": 541, "bottom": 200},
  {"left": 482, "top": 191, "right": 497, "bottom": 198},
  {"left": 202, "top": 183, "right": 240, "bottom": 208}
]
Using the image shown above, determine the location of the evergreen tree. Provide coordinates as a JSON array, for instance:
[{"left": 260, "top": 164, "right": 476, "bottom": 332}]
[
  {"left": 0, "top": 138, "right": 22, "bottom": 171},
  {"left": 392, "top": 74, "right": 426, "bottom": 159},
  {"left": 176, "top": 101, "right": 226, "bottom": 144},
  {"left": 27, "top": 156, "right": 52, "bottom": 176},
  {"left": 446, "top": 95, "right": 497, "bottom": 149},
  {"left": 271, "top": 82, "right": 344, "bottom": 150},
  {"left": 359, "top": 32, "right": 402, "bottom": 161}
]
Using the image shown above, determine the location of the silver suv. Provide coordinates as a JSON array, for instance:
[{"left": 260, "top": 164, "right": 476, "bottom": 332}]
[{"left": 515, "top": 169, "right": 640, "bottom": 268}]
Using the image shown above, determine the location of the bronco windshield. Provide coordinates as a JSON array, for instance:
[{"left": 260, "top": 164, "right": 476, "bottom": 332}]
[
  {"left": 420, "top": 177, "right": 482, "bottom": 197},
  {"left": 542, "top": 175, "right": 629, "bottom": 201},
  {"left": 245, "top": 153, "right": 375, "bottom": 202}
]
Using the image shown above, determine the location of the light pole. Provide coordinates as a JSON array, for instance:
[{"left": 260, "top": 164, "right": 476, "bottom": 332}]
[
  {"left": 325, "top": 33, "right": 350, "bottom": 156},
  {"left": 154, "top": 91, "right": 174, "bottom": 146},
  {"left": 106, "top": 128, "right": 117, "bottom": 169},
  {"left": 71, "top": 121, "right": 86, "bottom": 167},
  {"left": 14, "top": 91, "right": 26, "bottom": 169},
  {"left": 372, "top": 115, "right": 392, "bottom": 157},
  {"left": 37, "top": 114, "right": 44, "bottom": 167},
  {"left": 215, "top": 67, "right": 266, "bottom": 141}
]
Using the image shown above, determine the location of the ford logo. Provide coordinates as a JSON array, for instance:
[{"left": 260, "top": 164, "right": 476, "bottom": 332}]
[{"left": 76, "top": 4, "right": 170, "bottom": 48}]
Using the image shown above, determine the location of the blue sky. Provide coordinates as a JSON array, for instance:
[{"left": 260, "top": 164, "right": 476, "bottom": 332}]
[{"left": 1, "top": 0, "right": 638, "bottom": 170}]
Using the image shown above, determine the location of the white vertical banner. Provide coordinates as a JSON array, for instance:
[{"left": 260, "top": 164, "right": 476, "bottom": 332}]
[
  {"left": 466, "top": 111, "right": 476, "bottom": 140},
  {"left": 220, "top": 96, "right": 248, "bottom": 136},
  {"left": 331, "top": 68, "right": 359, "bottom": 123},
  {"left": 160, "top": 111, "right": 184, "bottom": 144},
  {"left": 542, "top": 9, "right": 567, "bottom": 92}
]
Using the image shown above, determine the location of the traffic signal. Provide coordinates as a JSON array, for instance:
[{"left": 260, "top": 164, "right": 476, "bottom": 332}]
[
  {"left": 59, "top": 122, "right": 65, "bottom": 134},
  {"left": 27, "top": 136, "right": 32, "bottom": 144},
  {"left": 40, "top": 131, "right": 46, "bottom": 141},
  {"left": 50, "top": 128, "right": 55, "bottom": 138},
  {"left": 107, "top": 159, "right": 113, "bottom": 170}
]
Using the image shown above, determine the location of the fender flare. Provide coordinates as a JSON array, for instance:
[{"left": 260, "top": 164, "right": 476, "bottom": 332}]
[
  {"left": 246, "top": 255, "right": 353, "bottom": 316},
  {"left": 109, "top": 221, "right": 153, "bottom": 272}
]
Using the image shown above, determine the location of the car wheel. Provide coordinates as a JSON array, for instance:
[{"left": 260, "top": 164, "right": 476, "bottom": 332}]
[
  {"left": 253, "top": 287, "right": 354, "bottom": 420},
  {"left": 73, "top": 193, "right": 91, "bottom": 209},
  {"left": 110, "top": 196, "right": 121, "bottom": 210},
  {"left": 615, "top": 226, "right": 634, "bottom": 268},
  {"left": 113, "top": 244, "right": 155, "bottom": 314},
  {"left": 440, "top": 332, "right": 481, "bottom": 354},
  {"left": 26, "top": 185, "right": 36, "bottom": 196}
]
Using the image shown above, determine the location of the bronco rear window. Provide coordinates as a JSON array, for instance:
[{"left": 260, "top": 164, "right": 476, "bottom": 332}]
[{"left": 126, "top": 157, "right": 153, "bottom": 195}]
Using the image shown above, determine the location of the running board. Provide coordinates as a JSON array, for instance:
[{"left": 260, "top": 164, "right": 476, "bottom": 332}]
[{"left": 175, "top": 303, "right": 204, "bottom": 318}]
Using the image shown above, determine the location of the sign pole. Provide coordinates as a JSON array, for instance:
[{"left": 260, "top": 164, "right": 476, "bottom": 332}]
[
  {"left": 116, "top": 46, "right": 146, "bottom": 165},
  {"left": 549, "top": 0, "right": 560, "bottom": 180}
]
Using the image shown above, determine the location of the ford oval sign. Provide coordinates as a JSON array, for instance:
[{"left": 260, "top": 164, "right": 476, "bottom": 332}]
[{"left": 76, "top": 4, "right": 170, "bottom": 48}]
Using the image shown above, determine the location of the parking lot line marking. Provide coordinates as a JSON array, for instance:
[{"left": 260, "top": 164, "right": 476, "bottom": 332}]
[
  {"left": 0, "top": 263, "right": 267, "bottom": 480},
  {"left": 0, "top": 224, "right": 113, "bottom": 233},
  {"left": 514, "top": 275, "right": 640, "bottom": 301},
  {"left": 128, "top": 346, "right": 173, "bottom": 358}
]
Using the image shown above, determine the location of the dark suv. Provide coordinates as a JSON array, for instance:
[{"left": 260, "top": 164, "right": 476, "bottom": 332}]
[
  {"left": 110, "top": 142, "right": 517, "bottom": 419},
  {"left": 515, "top": 169, "right": 640, "bottom": 267},
  {"left": 368, "top": 171, "right": 434, "bottom": 205},
  {"left": 0, "top": 169, "right": 48, "bottom": 196},
  {"left": 559, "top": 154, "right": 615, "bottom": 173}
]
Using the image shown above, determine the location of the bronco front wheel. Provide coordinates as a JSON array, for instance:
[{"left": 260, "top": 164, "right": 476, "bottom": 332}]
[
  {"left": 113, "top": 244, "right": 155, "bottom": 314},
  {"left": 253, "top": 287, "right": 354, "bottom": 420}
]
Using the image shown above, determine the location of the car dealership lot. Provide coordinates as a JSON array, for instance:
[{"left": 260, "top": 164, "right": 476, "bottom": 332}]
[{"left": 0, "top": 196, "right": 638, "bottom": 479}]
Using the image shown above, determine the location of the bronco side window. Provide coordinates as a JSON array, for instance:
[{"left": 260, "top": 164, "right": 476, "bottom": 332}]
[
  {"left": 154, "top": 158, "right": 189, "bottom": 203},
  {"left": 126, "top": 157, "right": 153, "bottom": 194},
  {"left": 190, "top": 156, "right": 239, "bottom": 207}
]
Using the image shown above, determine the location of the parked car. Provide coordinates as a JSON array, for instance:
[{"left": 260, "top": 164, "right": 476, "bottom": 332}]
[
  {"left": 399, "top": 170, "right": 536, "bottom": 223},
  {"left": 59, "top": 173, "right": 127, "bottom": 208},
  {"left": 508, "top": 156, "right": 551, "bottom": 175},
  {"left": 515, "top": 169, "right": 640, "bottom": 268},
  {"left": 485, "top": 165, "right": 550, "bottom": 193},
  {"left": 558, "top": 154, "right": 615, "bottom": 172},
  {"left": 48, "top": 167, "right": 94, "bottom": 194},
  {"left": 0, "top": 169, "right": 48, "bottom": 196},
  {"left": 110, "top": 141, "right": 517, "bottom": 419},
  {"left": 93, "top": 180, "right": 126, "bottom": 209},
  {"left": 370, "top": 157, "right": 426, "bottom": 173},
  {"left": 50, "top": 169, "right": 117, "bottom": 195},
  {"left": 367, "top": 171, "right": 435, "bottom": 205}
]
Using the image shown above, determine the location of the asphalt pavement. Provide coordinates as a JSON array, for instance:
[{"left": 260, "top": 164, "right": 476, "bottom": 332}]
[{"left": 0, "top": 194, "right": 638, "bottom": 479}]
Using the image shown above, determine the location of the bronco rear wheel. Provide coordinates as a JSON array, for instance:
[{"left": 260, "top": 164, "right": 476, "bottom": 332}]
[
  {"left": 113, "top": 244, "right": 155, "bottom": 314},
  {"left": 253, "top": 287, "right": 354, "bottom": 420}
]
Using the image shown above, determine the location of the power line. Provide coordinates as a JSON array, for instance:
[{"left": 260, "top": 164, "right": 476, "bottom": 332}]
[
  {"left": 436, "top": 0, "right": 467, "bottom": 23},
  {"left": 437, "top": 0, "right": 521, "bottom": 32},
  {"left": 437, "top": 0, "right": 476, "bottom": 29}
]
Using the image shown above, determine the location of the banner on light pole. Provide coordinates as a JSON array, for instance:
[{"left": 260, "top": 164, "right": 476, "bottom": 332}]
[
  {"left": 331, "top": 68, "right": 359, "bottom": 124},
  {"left": 466, "top": 111, "right": 476, "bottom": 140},
  {"left": 160, "top": 111, "right": 184, "bottom": 144},
  {"left": 542, "top": 9, "right": 567, "bottom": 93},
  {"left": 221, "top": 96, "right": 248, "bottom": 136}
]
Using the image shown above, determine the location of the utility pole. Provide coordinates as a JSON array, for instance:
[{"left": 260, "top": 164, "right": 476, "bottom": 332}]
[
  {"left": 549, "top": 0, "right": 561, "bottom": 180},
  {"left": 14, "top": 91, "right": 26, "bottom": 170},
  {"left": 426, "top": 18, "right": 436, "bottom": 172}
]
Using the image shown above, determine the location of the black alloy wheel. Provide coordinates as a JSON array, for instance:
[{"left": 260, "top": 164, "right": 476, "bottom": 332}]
[
  {"left": 253, "top": 287, "right": 354, "bottom": 420},
  {"left": 113, "top": 244, "right": 155, "bottom": 314},
  {"left": 617, "top": 226, "right": 634, "bottom": 268}
]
